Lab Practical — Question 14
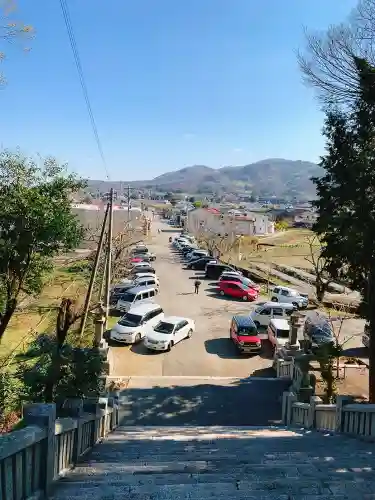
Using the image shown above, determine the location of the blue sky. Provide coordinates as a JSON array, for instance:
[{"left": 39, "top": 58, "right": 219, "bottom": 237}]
[{"left": 0, "top": 0, "right": 357, "bottom": 181}]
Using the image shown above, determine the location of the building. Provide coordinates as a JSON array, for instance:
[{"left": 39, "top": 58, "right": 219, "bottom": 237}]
[
  {"left": 293, "top": 210, "right": 318, "bottom": 228},
  {"left": 71, "top": 203, "right": 144, "bottom": 248},
  {"left": 187, "top": 207, "right": 274, "bottom": 238}
]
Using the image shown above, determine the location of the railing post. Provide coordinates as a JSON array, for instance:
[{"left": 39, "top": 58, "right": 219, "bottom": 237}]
[
  {"left": 23, "top": 403, "right": 56, "bottom": 497},
  {"left": 99, "top": 397, "right": 109, "bottom": 438},
  {"left": 83, "top": 398, "right": 101, "bottom": 446},
  {"left": 336, "top": 395, "right": 354, "bottom": 433},
  {"left": 109, "top": 390, "right": 120, "bottom": 427},
  {"left": 307, "top": 396, "right": 322, "bottom": 429},
  {"left": 64, "top": 398, "right": 84, "bottom": 463},
  {"left": 282, "top": 391, "right": 290, "bottom": 424},
  {"left": 286, "top": 393, "right": 297, "bottom": 426}
]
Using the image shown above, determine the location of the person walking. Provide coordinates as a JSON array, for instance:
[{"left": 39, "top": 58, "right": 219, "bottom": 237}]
[{"left": 194, "top": 279, "right": 201, "bottom": 294}]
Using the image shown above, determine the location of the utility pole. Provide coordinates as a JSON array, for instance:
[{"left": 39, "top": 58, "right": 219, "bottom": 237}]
[
  {"left": 104, "top": 188, "right": 114, "bottom": 329},
  {"left": 79, "top": 203, "right": 109, "bottom": 337},
  {"left": 127, "top": 185, "right": 131, "bottom": 218},
  {"left": 98, "top": 233, "right": 108, "bottom": 302}
]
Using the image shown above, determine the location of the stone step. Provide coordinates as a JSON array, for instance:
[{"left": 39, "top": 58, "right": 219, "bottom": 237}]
[{"left": 50, "top": 478, "right": 367, "bottom": 499}]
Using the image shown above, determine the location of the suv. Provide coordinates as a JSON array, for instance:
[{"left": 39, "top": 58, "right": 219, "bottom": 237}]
[
  {"left": 271, "top": 286, "right": 308, "bottom": 309},
  {"left": 110, "top": 303, "right": 164, "bottom": 344}
]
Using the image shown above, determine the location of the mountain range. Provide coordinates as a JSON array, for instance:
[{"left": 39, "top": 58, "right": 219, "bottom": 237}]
[{"left": 86, "top": 158, "right": 322, "bottom": 199}]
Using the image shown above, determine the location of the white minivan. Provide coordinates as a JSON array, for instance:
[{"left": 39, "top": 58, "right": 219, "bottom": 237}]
[
  {"left": 116, "top": 285, "right": 158, "bottom": 313},
  {"left": 110, "top": 303, "right": 164, "bottom": 344},
  {"left": 250, "top": 302, "right": 296, "bottom": 328},
  {"left": 267, "top": 318, "right": 291, "bottom": 351}
]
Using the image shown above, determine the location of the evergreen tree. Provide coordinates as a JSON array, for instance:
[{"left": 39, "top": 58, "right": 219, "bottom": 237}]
[{"left": 313, "top": 57, "right": 375, "bottom": 401}]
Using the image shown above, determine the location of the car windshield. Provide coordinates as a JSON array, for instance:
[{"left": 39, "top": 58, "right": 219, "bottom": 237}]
[
  {"left": 153, "top": 321, "right": 175, "bottom": 334},
  {"left": 276, "top": 328, "right": 290, "bottom": 339},
  {"left": 118, "top": 293, "right": 136, "bottom": 303},
  {"left": 238, "top": 326, "right": 257, "bottom": 336},
  {"left": 134, "top": 248, "right": 148, "bottom": 254},
  {"left": 118, "top": 313, "right": 143, "bottom": 327}
]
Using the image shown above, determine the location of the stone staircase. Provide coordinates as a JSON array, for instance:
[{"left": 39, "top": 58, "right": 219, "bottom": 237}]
[{"left": 52, "top": 425, "right": 375, "bottom": 499}]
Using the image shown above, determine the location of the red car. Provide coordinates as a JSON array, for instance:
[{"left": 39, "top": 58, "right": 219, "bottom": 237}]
[
  {"left": 131, "top": 257, "right": 143, "bottom": 263},
  {"left": 218, "top": 281, "right": 259, "bottom": 301}
]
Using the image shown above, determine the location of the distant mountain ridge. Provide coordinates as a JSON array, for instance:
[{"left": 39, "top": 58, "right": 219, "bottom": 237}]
[{"left": 86, "top": 158, "right": 322, "bottom": 199}]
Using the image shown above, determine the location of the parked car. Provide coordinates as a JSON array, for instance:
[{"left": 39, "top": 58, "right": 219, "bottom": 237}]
[
  {"left": 110, "top": 283, "right": 135, "bottom": 306},
  {"left": 116, "top": 285, "right": 158, "bottom": 313},
  {"left": 250, "top": 301, "right": 296, "bottom": 328},
  {"left": 110, "top": 303, "right": 164, "bottom": 344},
  {"left": 303, "top": 313, "right": 334, "bottom": 352},
  {"left": 271, "top": 286, "right": 308, "bottom": 309},
  {"left": 219, "top": 271, "right": 243, "bottom": 281},
  {"left": 133, "top": 276, "right": 160, "bottom": 288},
  {"left": 218, "top": 281, "right": 258, "bottom": 301},
  {"left": 206, "top": 263, "right": 238, "bottom": 280},
  {"left": 230, "top": 315, "right": 262, "bottom": 354},
  {"left": 185, "top": 251, "right": 208, "bottom": 262},
  {"left": 130, "top": 264, "right": 155, "bottom": 275},
  {"left": 144, "top": 316, "right": 195, "bottom": 351},
  {"left": 187, "top": 257, "right": 217, "bottom": 270},
  {"left": 218, "top": 274, "right": 260, "bottom": 291},
  {"left": 267, "top": 318, "right": 291, "bottom": 352}
]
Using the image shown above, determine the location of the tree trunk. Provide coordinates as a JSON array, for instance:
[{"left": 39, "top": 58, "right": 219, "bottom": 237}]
[
  {"left": 316, "top": 278, "right": 326, "bottom": 303},
  {"left": 0, "top": 301, "right": 17, "bottom": 344},
  {"left": 368, "top": 269, "right": 375, "bottom": 402}
]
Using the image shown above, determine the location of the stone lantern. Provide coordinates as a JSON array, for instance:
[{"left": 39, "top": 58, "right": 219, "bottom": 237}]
[{"left": 288, "top": 310, "right": 306, "bottom": 351}]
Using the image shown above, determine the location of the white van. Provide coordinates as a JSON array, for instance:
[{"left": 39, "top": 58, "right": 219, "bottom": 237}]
[
  {"left": 116, "top": 285, "right": 158, "bottom": 313},
  {"left": 134, "top": 276, "right": 159, "bottom": 288},
  {"left": 267, "top": 318, "right": 291, "bottom": 351},
  {"left": 110, "top": 303, "right": 164, "bottom": 344},
  {"left": 250, "top": 302, "right": 295, "bottom": 328}
]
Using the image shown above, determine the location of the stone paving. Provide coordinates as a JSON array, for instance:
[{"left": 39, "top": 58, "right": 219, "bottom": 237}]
[{"left": 51, "top": 426, "right": 375, "bottom": 499}]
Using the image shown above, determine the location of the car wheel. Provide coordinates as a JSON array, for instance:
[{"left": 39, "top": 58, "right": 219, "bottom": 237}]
[
  {"left": 192, "top": 264, "right": 196, "bottom": 270},
  {"left": 220, "top": 290, "right": 225, "bottom": 296},
  {"left": 187, "top": 329, "right": 193, "bottom": 339},
  {"left": 242, "top": 295, "right": 248, "bottom": 301},
  {"left": 292, "top": 302, "right": 299, "bottom": 308},
  {"left": 135, "top": 333, "right": 142, "bottom": 343},
  {"left": 167, "top": 341, "right": 173, "bottom": 352},
  {"left": 271, "top": 297, "right": 278, "bottom": 302}
]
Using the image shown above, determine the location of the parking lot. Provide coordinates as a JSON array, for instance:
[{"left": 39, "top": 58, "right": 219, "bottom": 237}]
[{"left": 109, "top": 219, "right": 367, "bottom": 379}]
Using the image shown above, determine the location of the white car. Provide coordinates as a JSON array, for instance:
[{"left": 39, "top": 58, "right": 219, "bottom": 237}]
[
  {"left": 110, "top": 303, "right": 164, "bottom": 344},
  {"left": 219, "top": 271, "right": 243, "bottom": 281},
  {"left": 134, "top": 276, "right": 160, "bottom": 288},
  {"left": 271, "top": 286, "right": 309, "bottom": 309},
  {"left": 185, "top": 251, "right": 208, "bottom": 262},
  {"left": 144, "top": 316, "right": 195, "bottom": 352},
  {"left": 133, "top": 272, "right": 158, "bottom": 280}
]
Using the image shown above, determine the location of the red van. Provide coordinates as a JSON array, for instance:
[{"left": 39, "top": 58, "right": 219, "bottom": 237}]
[{"left": 230, "top": 315, "right": 262, "bottom": 354}]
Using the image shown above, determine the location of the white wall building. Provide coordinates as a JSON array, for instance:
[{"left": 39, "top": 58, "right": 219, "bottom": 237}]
[{"left": 187, "top": 208, "right": 274, "bottom": 237}]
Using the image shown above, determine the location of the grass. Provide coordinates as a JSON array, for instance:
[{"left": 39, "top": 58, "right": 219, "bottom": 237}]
[{"left": 0, "top": 259, "right": 89, "bottom": 364}]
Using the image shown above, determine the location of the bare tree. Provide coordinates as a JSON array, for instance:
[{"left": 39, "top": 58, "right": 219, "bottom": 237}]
[
  {"left": 298, "top": 0, "right": 375, "bottom": 106},
  {"left": 305, "top": 234, "right": 334, "bottom": 303},
  {"left": 0, "top": 0, "right": 33, "bottom": 84}
]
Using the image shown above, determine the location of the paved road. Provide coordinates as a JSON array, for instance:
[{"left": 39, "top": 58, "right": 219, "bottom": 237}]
[{"left": 109, "top": 219, "right": 274, "bottom": 378}]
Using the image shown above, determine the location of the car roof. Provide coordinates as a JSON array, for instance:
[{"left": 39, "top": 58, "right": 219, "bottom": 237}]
[
  {"left": 232, "top": 315, "right": 256, "bottom": 327},
  {"left": 127, "top": 303, "right": 162, "bottom": 315},
  {"left": 274, "top": 285, "right": 295, "bottom": 292},
  {"left": 123, "top": 285, "right": 157, "bottom": 294},
  {"left": 220, "top": 280, "right": 243, "bottom": 286},
  {"left": 259, "top": 301, "right": 295, "bottom": 309},
  {"left": 270, "top": 318, "right": 290, "bottom": 328},
  {"left": 160, "top": 316, "right": 190, "bottom": 324}
]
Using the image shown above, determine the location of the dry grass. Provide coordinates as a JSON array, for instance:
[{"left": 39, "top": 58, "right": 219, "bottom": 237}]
[{"left": 0, "top": 264, "right": 89, "bottom": 362}]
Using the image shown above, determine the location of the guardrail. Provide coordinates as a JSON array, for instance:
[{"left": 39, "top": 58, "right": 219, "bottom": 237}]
[{"left": 0, "top": 393, "right": 120, "bottom": 499}]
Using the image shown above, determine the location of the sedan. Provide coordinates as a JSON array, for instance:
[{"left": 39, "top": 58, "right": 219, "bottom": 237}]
[
  {"left": 187, "top": 257, "right": 217, "bottom": 270},
  {"left": 217, "top": 281, "right": 258, "bottom": 301},
  {"left": 219, "top": 275, "right": 260, "bottom": 291},
  {"left": 144, "top": 316, "right": 195, "bottom": 351}
]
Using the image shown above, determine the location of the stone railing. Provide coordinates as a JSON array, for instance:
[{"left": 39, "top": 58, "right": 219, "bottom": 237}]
[
  {"left": 0, "top": 393, "right": 120, "bottom": 499},
  {"left": 283, "top": 391, "right": 375, "bottom": 439}
]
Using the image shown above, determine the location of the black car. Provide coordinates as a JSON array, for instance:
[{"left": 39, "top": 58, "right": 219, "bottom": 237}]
[
  {"left": 187, "top": 257, "right": 217, "bottom": 270},
  {"left": 303, "top": 313, "right": 334, "bottom": 352},
  {"left": 205, "top": 263, "right": 237, "bottom": 280}
]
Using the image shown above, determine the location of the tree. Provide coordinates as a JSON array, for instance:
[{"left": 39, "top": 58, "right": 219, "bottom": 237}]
[
  {"left": 312, "top": 57, "right": 375, "bottom": 401},
  {"left": 305, "top": 234, "right": 334, "bottom": 303},
  {"left": 193, "top": 201, "right": 202, "bottom": 208},
  {"left": 298, "top": 0, "right": 375, "bottom": 106},
  {"left": 0, "top": 150, "right": 85, "bottom": 342},
  {"left": 0, "top": 0, "right": 33, "bottom": 84}
]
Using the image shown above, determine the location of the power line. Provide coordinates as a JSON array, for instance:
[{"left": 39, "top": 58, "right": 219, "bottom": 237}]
[{"left": 59, "top": 0, "right": 110, "bottom": 179}]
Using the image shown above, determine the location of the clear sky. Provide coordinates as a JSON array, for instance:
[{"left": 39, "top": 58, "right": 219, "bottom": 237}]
[{"left": 0, "top": 0, "right": 358, "bottom": 181}]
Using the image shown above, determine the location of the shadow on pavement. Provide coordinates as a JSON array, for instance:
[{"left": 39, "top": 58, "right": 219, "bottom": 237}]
[
  {"left": 204, "top": 338, "right": 240, "bottom": 359},
  {"left": 130, "top": 342, "right": 160, "bottom": 356},
  {"left": 118, "top": 376, "right": 290, "bottom": 426},
  {"left": 251, "top": 366, "right": 277, "bottom": 378}
]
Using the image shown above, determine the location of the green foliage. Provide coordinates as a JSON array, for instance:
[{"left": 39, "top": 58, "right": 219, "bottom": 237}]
[
  {"left": 274, "top": 220, "right": 289, "bottom": 231},
  {"left": 0, "top": 150, "right": 85, "bottom": 341},
  {"left": 17, "top": 333, "right": 105, "bottom": 404},
  {"left": 192, "top": 200, "right": 202, "bottom": 208},
  {"left": 314, "top": 342, "right": 343, "bottom": 403},
  {"left": 312, "top": 57, "right": 375, "bottom": 318}
]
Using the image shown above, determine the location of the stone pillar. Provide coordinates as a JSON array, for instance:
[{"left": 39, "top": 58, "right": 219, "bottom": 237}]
[
  {"left": 288, "top": 311, "right": 306, "bottom": 349},
  {"left": 64, "top": 398, "right": 84, "bottom": 462},
  {"left": 94, "top": 305, "right": 106, "bottom": 348},
  {"left": 335, "top": 395, "right": 354, "bottom": 433},
  {"left": 307, "top": 395, "right": 322, "bottom": 428},
  {"left": 23, "top": 403, "right": 56, "bottom": 496}
]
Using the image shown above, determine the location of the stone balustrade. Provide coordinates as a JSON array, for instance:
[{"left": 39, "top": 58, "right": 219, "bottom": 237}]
[{"left": 0, "top": 393, "right": 120, "bottom": 499}]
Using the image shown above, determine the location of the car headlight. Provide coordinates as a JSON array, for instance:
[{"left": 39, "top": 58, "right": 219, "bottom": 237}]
[{"left": 238, "top": 341, "right": 244, "bottom": 346}]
